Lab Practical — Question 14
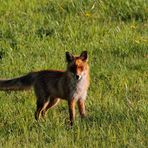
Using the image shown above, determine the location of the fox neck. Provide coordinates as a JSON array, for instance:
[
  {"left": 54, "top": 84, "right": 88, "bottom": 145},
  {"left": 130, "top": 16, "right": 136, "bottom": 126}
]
[{"left": 64, "top": 70, "right": 89, "bottom": 101}]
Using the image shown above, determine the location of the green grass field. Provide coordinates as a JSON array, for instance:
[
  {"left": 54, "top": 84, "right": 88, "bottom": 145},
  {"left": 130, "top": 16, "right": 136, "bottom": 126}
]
[{"left": 0, "top": 0, "right": 148, "bottom": 147}]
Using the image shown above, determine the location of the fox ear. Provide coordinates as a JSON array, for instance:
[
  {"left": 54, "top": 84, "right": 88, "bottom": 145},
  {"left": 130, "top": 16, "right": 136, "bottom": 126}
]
[
  {"left": 80, "top": 51, "right": 88, "bottom": 61},
  {"left": 65, "top": 52, "right": 74, "bottom": 62}
]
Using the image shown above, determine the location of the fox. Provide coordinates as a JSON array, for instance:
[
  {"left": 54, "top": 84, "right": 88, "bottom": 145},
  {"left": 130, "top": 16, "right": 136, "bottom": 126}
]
[{"left": 0, "top": 51, "right": 90, "bottom": 126}]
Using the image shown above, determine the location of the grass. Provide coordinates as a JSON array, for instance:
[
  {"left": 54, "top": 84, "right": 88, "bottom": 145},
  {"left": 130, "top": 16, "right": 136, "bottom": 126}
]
[{"left": 0, "top": 0, "right": 148, "bottom": 147}]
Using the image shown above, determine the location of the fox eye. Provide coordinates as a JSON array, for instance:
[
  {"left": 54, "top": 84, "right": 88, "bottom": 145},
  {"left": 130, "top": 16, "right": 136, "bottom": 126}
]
[
  {"left": 70, "top": 65, "right": 76, "bottom": 73},
  {"left": 79, "top": 66, "right": 84, "bottom": 71}
]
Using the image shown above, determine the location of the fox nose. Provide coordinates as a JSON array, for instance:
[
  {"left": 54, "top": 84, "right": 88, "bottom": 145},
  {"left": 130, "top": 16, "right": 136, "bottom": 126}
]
[{"left": 76, "top": 75, "right": 81, "bottom": 80}]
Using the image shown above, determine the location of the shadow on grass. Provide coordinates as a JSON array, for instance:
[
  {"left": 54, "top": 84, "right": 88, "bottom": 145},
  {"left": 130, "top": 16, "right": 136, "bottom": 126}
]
[{"left": 36, "top": 27, "right": 55, "bottom": 38}]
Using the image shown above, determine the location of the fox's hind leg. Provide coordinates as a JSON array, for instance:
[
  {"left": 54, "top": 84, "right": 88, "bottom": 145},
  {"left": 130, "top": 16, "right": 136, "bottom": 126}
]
[
  {"left": 41, "top": 97, "right": 60, "bottom": 118},
  {"left": 35, "top": 98, "right": 49, "bottom": 120},
  {"left": 34, "top": 84, "right": 50, "bottom": 120}
]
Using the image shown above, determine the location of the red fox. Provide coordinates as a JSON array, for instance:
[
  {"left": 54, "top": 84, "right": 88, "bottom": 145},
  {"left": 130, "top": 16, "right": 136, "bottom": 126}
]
[{"left": 0, "top": 51, "right": 90, "bottom": 126}]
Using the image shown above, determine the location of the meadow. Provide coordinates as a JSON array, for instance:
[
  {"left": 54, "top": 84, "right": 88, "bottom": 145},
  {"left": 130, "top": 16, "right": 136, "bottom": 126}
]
[{"left": 0, "top": 0, "right": 148, "bottom": 147}]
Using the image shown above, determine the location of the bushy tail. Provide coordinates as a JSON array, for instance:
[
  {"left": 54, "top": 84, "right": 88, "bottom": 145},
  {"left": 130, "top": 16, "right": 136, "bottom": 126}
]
[{"left": 0, "top": 72, "right": 37, "bottom": 91}]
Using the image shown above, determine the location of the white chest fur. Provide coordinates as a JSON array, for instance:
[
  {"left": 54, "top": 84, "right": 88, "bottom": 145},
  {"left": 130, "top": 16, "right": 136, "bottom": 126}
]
[{"left": 69, "top": 75, "right": 88, "bottom": 101}]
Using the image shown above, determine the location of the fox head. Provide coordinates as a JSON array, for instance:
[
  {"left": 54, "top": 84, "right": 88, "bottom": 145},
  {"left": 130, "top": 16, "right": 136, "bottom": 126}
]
[{"left": 66, "top": 51, "right": 89, "bottom": 80}]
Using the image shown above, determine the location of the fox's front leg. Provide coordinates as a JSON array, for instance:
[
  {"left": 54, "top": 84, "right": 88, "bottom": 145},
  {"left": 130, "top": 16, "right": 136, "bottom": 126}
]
[
  {"left": 77, "top": 99, "right": 86, "bottom": 118},
  {"left": 68, "top": 99, "right": 76, "bottom": 126}
]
